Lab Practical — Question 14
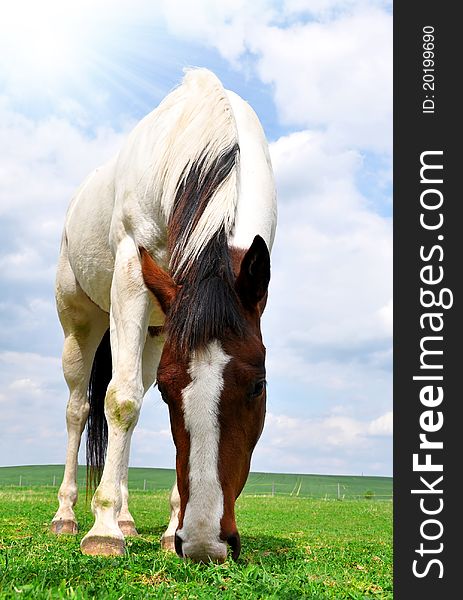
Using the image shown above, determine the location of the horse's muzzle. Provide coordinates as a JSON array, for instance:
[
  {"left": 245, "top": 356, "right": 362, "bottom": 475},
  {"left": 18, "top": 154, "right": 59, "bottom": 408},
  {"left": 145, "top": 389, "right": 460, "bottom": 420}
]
[{"left": 174, "top": 531, "right": 241, "bottom": 561}]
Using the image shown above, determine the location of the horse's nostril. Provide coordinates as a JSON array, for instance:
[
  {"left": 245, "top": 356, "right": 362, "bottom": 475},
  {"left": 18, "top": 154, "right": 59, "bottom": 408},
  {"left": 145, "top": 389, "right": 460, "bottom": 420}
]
[
  {"left": 174, "top": 532, "right": 183, "bottom": 557},
  {"left": 227, "top": 532, "right": 241, "bottom": 560}
]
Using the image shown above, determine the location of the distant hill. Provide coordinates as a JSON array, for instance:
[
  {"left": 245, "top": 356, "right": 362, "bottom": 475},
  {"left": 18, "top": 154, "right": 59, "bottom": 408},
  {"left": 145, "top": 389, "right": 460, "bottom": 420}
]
[{"left": 0, "top": 465, "right": 392, "bottom": 500}]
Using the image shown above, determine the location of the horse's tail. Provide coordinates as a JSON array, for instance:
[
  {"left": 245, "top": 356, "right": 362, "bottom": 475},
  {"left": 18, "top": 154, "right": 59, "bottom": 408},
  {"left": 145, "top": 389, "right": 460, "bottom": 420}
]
[{"left": 86, "top": 328, "right": 111, "bottom": 498}]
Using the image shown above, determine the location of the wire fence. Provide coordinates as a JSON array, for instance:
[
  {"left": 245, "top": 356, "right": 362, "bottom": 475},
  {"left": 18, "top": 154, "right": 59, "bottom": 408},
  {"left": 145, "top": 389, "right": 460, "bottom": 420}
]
[
  {"left": 1, "top": 471, "right": 393, "bottom": 501},
  {"left": 243, "top": 481, "right": 393, "bottom": 501}
]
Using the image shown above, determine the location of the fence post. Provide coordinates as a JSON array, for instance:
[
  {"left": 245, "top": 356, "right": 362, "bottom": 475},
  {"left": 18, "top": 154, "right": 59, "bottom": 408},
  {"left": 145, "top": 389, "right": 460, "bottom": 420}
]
[
  {"left": 272, "top": 482, "right": 275, "bottom": 497},
  {"left": 53, "top": 475, "right": 56, "bottom": 487},
  {"left": 337, "top": 483, "right": 340, "bottom": 500},
  {"left": 143, "top": 479, "right": 146, "bottom": 491},
  {"left": 19, "top": 475, "right": 22, "bottom": 487}
]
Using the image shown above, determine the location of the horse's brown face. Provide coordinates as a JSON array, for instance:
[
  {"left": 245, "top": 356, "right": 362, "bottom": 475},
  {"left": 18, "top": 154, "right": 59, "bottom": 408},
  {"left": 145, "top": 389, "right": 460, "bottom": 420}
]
[
  {"left": 141, "top": 235, "right": 270, "bottom": 562},
  {"left": 156, "top": 321, "right": 267, "bottom": 562}
]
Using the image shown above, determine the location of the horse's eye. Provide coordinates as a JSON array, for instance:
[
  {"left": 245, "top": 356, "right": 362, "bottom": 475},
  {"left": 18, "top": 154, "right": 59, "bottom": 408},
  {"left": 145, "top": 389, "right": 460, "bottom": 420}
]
[{"left": 250, "top": 379, "right": 266, "bottom": 398}]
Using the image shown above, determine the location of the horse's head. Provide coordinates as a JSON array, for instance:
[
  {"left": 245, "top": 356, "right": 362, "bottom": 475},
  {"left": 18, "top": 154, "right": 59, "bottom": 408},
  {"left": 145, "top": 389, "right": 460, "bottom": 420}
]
[{"left": 141, "top": 235, "right": 270, "bottom": 562}]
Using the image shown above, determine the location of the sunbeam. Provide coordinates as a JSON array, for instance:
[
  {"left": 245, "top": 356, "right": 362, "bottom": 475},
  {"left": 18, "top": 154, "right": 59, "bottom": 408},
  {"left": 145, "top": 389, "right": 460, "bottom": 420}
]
[{"left": 0, "top": 0, "right": 175, "bottom": 118}]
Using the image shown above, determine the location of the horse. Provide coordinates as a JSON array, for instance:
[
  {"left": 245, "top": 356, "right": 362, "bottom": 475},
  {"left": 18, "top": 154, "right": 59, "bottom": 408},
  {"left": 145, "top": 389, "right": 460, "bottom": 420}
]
[{"left": 50, "top": 68, "right": 277, "bottom": 562}]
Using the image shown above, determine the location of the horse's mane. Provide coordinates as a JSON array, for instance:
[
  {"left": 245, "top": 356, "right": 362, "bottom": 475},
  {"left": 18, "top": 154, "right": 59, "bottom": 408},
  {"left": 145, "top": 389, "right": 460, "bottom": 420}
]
[{"left": 163, "top": 69, "right": 247, "bottom": 353}]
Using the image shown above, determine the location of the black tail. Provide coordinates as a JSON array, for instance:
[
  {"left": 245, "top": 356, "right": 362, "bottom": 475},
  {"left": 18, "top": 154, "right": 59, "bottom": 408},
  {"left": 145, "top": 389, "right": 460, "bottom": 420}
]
[{"left": 86, "top": 328, "right": 112, "bottom": 498}]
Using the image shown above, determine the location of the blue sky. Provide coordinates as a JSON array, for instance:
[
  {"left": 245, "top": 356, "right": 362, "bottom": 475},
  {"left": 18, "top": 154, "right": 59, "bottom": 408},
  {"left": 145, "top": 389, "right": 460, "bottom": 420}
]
[{"left": 0, "top": 0, "right": 392, "bottom": 476}]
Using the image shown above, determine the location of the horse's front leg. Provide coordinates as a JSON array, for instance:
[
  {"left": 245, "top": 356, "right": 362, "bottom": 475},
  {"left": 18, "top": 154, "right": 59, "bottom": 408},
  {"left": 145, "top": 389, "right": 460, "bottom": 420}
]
[
  {"left": 80, "top": 237, "right": 151, "bottom": 556},
  {"left": 117, "top": 331, "right": 165, "bottom": 537}
]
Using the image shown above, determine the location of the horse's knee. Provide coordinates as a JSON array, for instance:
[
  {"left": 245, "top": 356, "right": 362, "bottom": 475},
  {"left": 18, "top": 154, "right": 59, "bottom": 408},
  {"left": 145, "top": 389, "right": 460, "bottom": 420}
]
[{"left": 105, "top": 385, "right": 141, "bottom": 432}]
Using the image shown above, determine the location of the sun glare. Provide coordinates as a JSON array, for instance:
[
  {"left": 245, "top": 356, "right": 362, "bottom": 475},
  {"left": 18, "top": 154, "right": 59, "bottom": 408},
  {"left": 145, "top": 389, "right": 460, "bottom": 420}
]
[
  {"left": 0, "top": 1, "right": 174, "bottom": 116},
  {"left": 1, "top": 1, "right": 96, "bottom": 83}
]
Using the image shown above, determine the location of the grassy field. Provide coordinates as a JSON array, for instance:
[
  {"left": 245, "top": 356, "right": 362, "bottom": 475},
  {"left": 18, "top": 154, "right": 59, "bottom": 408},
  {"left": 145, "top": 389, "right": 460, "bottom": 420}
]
[
  {"left": 0, "top": 465, "right": 393, "bottom": 500},
  {"left": 0, "top": 467, "right": 392, "bottom": 599}
]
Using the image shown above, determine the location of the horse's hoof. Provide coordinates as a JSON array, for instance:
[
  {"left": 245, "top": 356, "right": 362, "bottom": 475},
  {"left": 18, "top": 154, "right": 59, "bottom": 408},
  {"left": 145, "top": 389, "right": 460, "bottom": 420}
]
[
  {"left": 50, "top": 519, "right": 78, "bottom": 535},
  {"left": 80, "top": 535, "right": 125, "bottom": 556},
  {"left": 118, "top": 520, "right": 138, "bottom": 537},
  {"left": 161, "top": 534, "right": 176, "bottom": 552}
]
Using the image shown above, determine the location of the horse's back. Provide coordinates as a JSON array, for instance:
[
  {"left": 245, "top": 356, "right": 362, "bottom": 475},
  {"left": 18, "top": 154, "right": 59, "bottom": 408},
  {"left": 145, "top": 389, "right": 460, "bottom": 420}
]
[{"left": 225, "top": 90, "right": 277, "bottom": 252}]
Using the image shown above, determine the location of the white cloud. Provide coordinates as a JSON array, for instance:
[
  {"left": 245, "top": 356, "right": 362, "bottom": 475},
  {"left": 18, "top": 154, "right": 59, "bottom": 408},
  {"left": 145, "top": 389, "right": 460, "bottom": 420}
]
[
  {"left": 0, "top": 99, "right": 129, "bottom": 290},
  {"left": 367, "top": 410, "right": 393, "bottom": 436},
  {"left": 9, "top": 377, "right": 44, "bottom": 395},
  {"left": 0, "top": 351, "right": 66, "bottom": 464},
  {"left": 161, "top": 0, "right": 275, "bottom": 64},
  {"left": 161, "top": 0, "right": 392, "bottom": 152},
  {"left": 251, "top": 10, "right": 392, "bottom": 152},
  {"left": 0, "top": 350, "right": 61, "bottom": 371},
  {"left": 0, "top": 248, "right": 56, "bottom": 283},
  {"left": 281, "top": 0, "right": 391, "bottom": 18},
  {"left": 265, "top": 130, "right": 392, "bottom": 389},
  {"left": 254, "top": 409, "right": 392, "bottom": 475},
  {"left": 377, "top": 299, "right": 393, "bottom": 335},
  {"left": 0, "top": 99, "right": 127, "bottom": 214}
]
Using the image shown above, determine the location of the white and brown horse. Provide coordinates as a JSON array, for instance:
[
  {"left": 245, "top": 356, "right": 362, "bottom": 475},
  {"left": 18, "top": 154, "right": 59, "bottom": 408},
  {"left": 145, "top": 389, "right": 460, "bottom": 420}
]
[{"left": 50, "top": 68, "right": 277, "bottom": 562}]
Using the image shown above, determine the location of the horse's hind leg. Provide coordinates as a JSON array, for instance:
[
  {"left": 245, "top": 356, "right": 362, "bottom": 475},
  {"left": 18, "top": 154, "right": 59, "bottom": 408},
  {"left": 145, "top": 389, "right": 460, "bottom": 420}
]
[{"left": 51, "top": 249, "right": 109, "bottom": 534}]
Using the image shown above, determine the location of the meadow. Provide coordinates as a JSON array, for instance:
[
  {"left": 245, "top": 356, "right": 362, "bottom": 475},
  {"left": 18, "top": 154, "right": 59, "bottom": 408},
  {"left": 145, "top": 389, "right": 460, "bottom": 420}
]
[{"left": 0, "top": 466, "right": 392, "bottom": 599}]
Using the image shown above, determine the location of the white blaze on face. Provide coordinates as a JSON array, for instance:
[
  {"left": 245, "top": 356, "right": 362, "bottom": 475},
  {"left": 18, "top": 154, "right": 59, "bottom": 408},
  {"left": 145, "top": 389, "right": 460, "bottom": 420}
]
[{"left": 177, "top": 340, "right": 231, "bottom": 560}]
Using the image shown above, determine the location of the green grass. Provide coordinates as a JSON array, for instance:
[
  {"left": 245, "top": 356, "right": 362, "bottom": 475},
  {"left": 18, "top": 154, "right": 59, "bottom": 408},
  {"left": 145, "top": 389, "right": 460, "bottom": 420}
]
[
  {"left": 0, "top": 465, "right": 393, "bottom": 500},
  {"left": 0, "top": 476, "right": 392, "bottom": 598}
]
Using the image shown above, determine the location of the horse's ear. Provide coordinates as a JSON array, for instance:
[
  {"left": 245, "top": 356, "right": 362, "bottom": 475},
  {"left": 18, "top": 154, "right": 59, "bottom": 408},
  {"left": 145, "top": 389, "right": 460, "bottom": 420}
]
[
  {"left": 235, "top": 235, "right": 270, "bottom": 312},
  {"left": 140, "top": 247, "right": 179, "bottom": 314}
]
